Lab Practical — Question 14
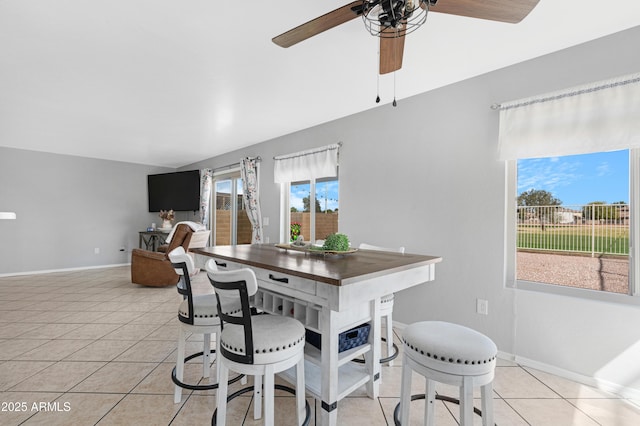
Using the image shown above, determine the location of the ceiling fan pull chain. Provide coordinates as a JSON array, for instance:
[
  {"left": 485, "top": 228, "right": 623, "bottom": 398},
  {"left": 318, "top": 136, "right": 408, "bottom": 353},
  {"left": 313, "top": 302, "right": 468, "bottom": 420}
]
[
  {"left": 392, "top": 27, "right": 398, "bottom": 107},
  {"left": 376, "top": 53, "right": 381, "bottom": 103},
  {"left": 392, "top": 69, "right": 397, "bottom": 107}
]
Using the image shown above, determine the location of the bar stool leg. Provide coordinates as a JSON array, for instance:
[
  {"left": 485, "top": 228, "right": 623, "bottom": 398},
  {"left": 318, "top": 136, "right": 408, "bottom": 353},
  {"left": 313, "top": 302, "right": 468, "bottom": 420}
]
[
  {"left": 216, "top": 362, "right": 229, "bottom": 425},
  {"left": 215, "top": 337, "right": 221, "bottom": 384},
  {"left": 254, "top": 375, "right": 263, "bottom": 420},
  {"left": 263, "top": 366, "right": 275, "bottom": 426},
  {"left": 203, "top": 333, "right": 211, "bottom": 379},
  {"left": 481, "top": 382, "right": 494, "bottom": 426},
  {"left": 296, "top": 357, "right": 306, "bottom": 425},
  {"left": 425, "top": 378, "right": 436, "bottom": 426},
  {"left": 174, "top": 327, "right": 186, "bottom": 404},
  {"left": 385, "top": 313, "right": 394, "bottom": 366},
  {"left": 399, "top": 353, "right": 413, "bottom": 425},
  {"left": 460, "top": 376, "right": 474, "bottom": 426}
]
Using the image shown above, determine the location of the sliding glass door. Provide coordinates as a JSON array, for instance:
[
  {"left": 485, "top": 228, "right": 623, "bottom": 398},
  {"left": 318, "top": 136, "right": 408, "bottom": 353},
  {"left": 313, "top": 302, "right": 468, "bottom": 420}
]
[{"left": 213, "top": 173, "right": 252, "bottom": 246}]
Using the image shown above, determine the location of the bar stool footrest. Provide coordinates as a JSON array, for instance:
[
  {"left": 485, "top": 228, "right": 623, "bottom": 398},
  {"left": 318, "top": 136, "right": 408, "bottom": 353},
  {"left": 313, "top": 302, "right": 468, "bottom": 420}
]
[
  {"left": 392, "top": 394, "right": 495, "bottom": 426},
  {"left": 171, "top": 350, "right": 244, "bottom": 391},
  {"left": 351, "top": 337, "right": 399, "bottom": 364},
  {"left": 212, "top": 384, "right": 311, "bottom": 426}
]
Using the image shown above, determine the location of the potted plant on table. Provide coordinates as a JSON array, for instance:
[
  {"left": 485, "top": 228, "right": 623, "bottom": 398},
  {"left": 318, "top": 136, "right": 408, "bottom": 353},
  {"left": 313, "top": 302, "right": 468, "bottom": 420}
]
[{"left": 290, "top": 222, "right": 301, "bottom": 242}]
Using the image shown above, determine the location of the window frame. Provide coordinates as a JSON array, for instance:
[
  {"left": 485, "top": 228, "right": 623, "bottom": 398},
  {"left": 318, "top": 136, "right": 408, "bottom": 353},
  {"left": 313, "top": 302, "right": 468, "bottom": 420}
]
[
  {"left": 279, "top": 176, "right": 339, "bottom": 244},
  {"left": 504, "top": 148, "right": 640, "bottom": 306}
]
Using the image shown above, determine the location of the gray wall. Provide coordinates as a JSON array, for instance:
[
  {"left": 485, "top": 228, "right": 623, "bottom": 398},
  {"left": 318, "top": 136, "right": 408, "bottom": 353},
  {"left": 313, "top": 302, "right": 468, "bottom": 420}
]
[
  {"left": 1, "top": 26, "right": 639, "bottom": 395},
  {"left": 0, "top": 147, "right": 173, "bottom": 274}
]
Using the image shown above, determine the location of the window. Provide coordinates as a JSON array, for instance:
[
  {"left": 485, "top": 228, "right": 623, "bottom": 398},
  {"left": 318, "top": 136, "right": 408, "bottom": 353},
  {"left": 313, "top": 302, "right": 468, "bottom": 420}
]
[
  {"left": 498, "top": 73, "right": 640, "bottom": 302},
  {"left": 506, "top": 149, "right": 640, "bottom": 301},
  {"left": 274, "top": 143, "right": 341, "bottom": 243},
  {"left": 287, "top": 177, "right": 339, "bottom": 243}
]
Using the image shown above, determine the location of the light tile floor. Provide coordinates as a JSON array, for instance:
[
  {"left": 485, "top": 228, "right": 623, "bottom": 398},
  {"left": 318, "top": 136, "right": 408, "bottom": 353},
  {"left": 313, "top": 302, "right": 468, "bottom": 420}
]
[{"left": 1, "top": 266, "right": 640, "bottom": 425}]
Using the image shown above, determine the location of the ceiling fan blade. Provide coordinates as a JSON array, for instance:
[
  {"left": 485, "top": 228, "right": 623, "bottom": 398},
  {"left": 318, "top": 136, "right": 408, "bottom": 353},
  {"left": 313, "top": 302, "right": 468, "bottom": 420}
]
[
  {"left": 379, "top": 27, "right": 406, "bottom": 74},
  {"left": 428, "top": 0, "right": 540, "bottom": 24},
  {"left": 273, "top": 1, "right": 364, "bottom": 48}
]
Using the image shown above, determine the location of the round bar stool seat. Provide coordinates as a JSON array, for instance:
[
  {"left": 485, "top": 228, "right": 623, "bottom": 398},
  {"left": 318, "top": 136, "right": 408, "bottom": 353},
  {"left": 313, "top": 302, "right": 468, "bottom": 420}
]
[{"left": 397, "top": 321, "right": 497, "bottom": 426}]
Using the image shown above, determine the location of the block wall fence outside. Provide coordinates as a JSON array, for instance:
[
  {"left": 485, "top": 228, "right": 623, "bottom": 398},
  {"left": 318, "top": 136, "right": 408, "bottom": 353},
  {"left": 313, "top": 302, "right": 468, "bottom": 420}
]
[
  {"left": 215, "top": 210, "right": 253, "bottom": 245},
  {"left": 215, "top": 211, "right": 338, "bottom": 245},
  {"left": 290, "top": 212, "right": 339, "bottom": 242}
]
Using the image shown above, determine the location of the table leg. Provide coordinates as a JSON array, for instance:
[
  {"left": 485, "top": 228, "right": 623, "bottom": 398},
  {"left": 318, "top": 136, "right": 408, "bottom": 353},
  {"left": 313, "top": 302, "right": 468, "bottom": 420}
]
[
  {"left": 141, "top": 234, "right": 154, "bottom": 250},
  {"left": 365, "top": 297, "right": 381, "bottom": 398},
  {"left": 320, "top": 308, "right": 338, "bottom": 426},
  {"left": 157, "top": 233, "right": 168, "bottom": 247}
]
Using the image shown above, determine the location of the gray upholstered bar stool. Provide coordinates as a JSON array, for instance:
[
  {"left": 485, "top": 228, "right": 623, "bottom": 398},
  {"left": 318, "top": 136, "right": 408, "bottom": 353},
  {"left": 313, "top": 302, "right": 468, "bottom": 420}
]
[
  {"left": 168, "top": 247, "right": 245, "bottom": 404},
  {"left": 208, "top": 266, "right": 308, "bottom": 426},
  {"left": 397, "top": 321, "right": 497, "bottom": 426}
]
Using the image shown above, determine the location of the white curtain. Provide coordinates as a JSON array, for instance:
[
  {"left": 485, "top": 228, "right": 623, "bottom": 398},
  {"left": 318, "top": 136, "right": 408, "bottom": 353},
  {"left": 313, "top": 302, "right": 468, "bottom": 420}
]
[
  {"left": 274, "top": 143, "right": 340, "bottom": 183},
  {"left": 240, "top": 157, "right": 264, "bottom": 244},
  {"left": 498, "top": 72, "right": 640, "bottom": 160},
  {"left": 199, "top": 169, "right": 213, "bottom": 228}
]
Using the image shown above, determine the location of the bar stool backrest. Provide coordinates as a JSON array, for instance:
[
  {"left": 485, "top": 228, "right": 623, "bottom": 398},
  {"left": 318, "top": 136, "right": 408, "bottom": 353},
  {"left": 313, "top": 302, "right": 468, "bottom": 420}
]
[
  {"left": 207, "top": 268, "right": 259, "bottom": 365},
  {"left": 168, "top": 247, "right": 197, "bottom": 325}
]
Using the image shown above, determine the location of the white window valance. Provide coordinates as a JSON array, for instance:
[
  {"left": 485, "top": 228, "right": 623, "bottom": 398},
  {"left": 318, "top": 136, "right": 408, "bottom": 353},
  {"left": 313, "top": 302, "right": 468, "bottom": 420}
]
[
  {"left": 273, "top": 143, "right": 340, "bottom": 183},
  {"left": 498, "top": 72, "right": 640, "bottom": 160}
]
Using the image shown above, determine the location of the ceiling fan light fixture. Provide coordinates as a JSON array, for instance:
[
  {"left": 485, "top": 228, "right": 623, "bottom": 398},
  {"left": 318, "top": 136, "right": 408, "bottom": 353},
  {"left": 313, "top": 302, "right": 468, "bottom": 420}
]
[{"left": 362, "top": 0, "right": 430, "bottom": 38}]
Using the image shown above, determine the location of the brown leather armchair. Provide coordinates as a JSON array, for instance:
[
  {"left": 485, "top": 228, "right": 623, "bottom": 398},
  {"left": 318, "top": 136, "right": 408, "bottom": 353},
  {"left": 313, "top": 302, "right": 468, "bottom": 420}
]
[{"left": 131, "top": 223, "right": 193, "bottom": 287}]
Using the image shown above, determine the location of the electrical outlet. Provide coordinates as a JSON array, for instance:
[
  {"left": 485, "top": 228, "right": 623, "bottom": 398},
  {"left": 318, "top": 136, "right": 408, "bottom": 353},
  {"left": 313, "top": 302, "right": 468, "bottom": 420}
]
[
  {"left": 476, "top": 298, "right": 488, "bottom": 315},
  {"left": 94, "top": 247, "right": 100, "bottom": 255}
]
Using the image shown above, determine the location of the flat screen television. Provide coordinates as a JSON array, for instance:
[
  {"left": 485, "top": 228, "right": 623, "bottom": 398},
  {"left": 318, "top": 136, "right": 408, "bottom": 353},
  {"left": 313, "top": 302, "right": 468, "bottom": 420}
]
[{"left": 148, "top": 170, "right": 200, "bottom": 212}]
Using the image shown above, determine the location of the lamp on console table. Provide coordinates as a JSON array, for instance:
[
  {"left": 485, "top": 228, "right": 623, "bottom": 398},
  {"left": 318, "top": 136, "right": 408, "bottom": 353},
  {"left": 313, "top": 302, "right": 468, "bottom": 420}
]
[{"left": 0, "top": 212, "right": 16, "bottom": 220}]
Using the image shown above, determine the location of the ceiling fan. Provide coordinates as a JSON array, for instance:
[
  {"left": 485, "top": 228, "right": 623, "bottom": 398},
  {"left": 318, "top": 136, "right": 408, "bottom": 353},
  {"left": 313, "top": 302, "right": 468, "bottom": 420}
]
[{"left": 273, "top": 0, "right": 540, "bottom": 75}]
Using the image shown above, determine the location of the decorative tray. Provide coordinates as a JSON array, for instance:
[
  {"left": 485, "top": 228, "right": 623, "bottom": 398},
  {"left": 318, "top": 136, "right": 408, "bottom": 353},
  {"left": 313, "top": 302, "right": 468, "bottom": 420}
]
[{"left": 275, "top": 243, "right": 358, "bottom": 255}]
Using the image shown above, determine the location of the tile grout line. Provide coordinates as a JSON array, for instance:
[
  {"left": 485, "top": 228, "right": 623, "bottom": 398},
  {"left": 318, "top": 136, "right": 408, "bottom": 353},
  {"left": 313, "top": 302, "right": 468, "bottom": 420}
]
[{"left": 520, "top": 366, "right": 604, "bottom": 426}]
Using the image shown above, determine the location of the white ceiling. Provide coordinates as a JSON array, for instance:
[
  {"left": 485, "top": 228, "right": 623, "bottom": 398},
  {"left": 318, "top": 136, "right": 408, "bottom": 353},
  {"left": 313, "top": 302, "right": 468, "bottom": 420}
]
[{"left": 1, "top": 1, "right": 639, "bottom": 168}]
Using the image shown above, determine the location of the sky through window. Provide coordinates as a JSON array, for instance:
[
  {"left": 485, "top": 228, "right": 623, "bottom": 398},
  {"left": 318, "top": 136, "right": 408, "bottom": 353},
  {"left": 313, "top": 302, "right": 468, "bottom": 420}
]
[{"left": 517, "top": 150, "right": 629, "bottom": 205}]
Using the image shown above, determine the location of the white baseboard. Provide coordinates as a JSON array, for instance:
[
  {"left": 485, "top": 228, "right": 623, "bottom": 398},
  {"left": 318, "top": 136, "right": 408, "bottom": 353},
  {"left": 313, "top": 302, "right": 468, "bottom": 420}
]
[
  {"left": 0, "top": 263, "right": 131, "bottom": 278},
  {"left": 392, "top": 320, "right": 640, "bottom": 400},
  {"left": 513, "top": 355, "right": 640, "bottom": 400}
]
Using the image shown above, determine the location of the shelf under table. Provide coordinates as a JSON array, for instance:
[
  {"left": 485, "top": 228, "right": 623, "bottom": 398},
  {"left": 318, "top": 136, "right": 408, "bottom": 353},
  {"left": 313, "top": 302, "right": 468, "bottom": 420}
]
[{"left": 279, "top": 355, "right": 370, "bottom": 402}]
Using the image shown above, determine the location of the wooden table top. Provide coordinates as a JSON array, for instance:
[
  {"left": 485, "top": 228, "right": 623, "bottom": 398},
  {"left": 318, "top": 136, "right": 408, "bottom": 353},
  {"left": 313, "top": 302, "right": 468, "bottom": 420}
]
[{"left": 192, "top": 244, "right": 442, "bottom": 286}]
